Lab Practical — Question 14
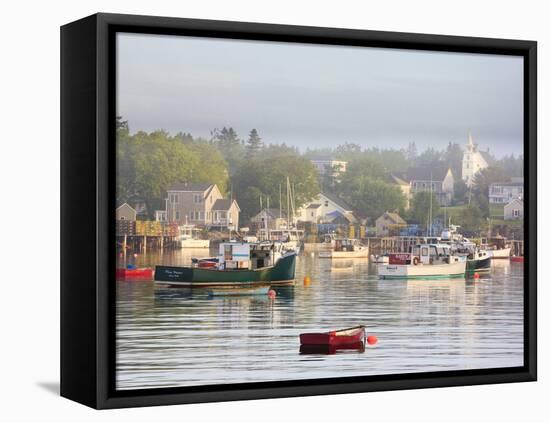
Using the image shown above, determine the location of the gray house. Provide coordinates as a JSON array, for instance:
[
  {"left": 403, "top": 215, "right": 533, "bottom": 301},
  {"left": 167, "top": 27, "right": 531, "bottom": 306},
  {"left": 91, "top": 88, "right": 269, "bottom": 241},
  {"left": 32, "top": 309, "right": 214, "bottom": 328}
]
[
  {"left": 398, "top": 166, "right": 454, "bottom": 206},
  {"left": 162, "top": 183, "right": 240, "bottom": 230},
  {"left": 504, "top": 198, "right": 524, "bottom": 220},
  {"left": 116, "top": 202, "right": 137, "bottom": 221}
]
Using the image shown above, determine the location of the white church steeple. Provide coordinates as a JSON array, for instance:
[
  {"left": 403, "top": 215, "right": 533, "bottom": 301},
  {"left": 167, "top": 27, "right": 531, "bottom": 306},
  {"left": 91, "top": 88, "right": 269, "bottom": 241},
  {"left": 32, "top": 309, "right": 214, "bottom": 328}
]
[{"left": 462, "top": 132, "right": 488, "bottom": 187}]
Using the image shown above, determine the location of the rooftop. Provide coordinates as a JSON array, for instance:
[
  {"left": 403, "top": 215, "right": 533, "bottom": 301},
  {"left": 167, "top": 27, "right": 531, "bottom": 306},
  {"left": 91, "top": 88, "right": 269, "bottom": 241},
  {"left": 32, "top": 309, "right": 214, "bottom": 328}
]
[{"left": 167, "top": 182, "right": 214, "bottom": 192}]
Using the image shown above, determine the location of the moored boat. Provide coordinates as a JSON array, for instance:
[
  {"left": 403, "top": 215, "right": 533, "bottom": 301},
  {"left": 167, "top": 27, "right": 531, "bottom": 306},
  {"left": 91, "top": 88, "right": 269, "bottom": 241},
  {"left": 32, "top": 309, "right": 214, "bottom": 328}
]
[
  {"left": 319, "top": 238, "right": 369, "bottom": 259},
  {"left": 377, "top": 243, "right": 466, "bottom": 279},
  {"left": 155, "top": 241, "right": 296, "bottom": 287},
  {"left": 489, "top": 247, "right": 511, "bottom": 259},
  {"left": 177, "top": 225, "right": 210, "bottom": 248},
  {"left": 299, "top": 326, "right": 366, "bottom": 346},
  {"left": 486, "top": 236, "right": 511, "bottom": 259},
  {"left": 116, "top": 267, "right": 154, "bottom": 280},
  {"left": 511, "top": 255, "right": 525, "bottom": 263}
]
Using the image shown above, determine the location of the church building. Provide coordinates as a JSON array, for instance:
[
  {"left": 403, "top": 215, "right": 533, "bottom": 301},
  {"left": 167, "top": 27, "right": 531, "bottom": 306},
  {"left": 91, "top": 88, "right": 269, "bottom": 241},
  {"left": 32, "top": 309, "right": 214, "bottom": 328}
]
[{"left": 462, "top": 133, "right": 488, "bottom": 187}]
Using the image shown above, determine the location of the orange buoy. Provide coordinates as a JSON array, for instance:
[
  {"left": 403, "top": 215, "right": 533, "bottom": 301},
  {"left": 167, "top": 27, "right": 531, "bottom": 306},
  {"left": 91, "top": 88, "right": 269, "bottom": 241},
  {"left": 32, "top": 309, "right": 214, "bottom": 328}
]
[
  {"left": 367, "top": 335, "right": 378, "bottom": 345},
  {"left": 303, "top": 276, "right": 311, "bottom": 285},
  {"left": 268, "top": 289, "right": 276, "bottom": 298},
  {"left": 473, "top": 272, "right": 480, "bottom": 279}
]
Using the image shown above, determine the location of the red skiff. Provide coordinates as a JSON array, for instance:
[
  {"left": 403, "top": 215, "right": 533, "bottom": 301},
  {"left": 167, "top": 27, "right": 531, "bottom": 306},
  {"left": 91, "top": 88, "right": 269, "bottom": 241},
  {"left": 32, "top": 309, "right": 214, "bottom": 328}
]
[
  {"left": 299, "top": 326, "right": 366, "bottom": 346},
  {"left": 116, "top": 267, "right": 154, "bottom": 279},
  {"left": 510, "top": 256, "right": 525, "bottom": 263}
]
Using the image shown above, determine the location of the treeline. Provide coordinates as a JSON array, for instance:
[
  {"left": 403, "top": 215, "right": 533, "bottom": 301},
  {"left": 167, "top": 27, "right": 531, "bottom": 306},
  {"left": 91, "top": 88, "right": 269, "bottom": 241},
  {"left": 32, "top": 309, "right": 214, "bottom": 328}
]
[
  {"left": 116, "top": 118, "right": 319, "bottom": 219},
  {"left": 116, "top": 117, "right": 523, "bottom": 229}
]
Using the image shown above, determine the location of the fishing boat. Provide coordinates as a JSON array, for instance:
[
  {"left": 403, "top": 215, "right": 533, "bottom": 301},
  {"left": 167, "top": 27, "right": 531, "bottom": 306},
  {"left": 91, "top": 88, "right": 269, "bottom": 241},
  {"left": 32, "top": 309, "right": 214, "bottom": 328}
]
[
  {"left": 177, "top": 225, "right": 210, "bottom": 248},
  {"left": 207, "top": 284, "right": 271, "bottom": 296},
  {"left": 377, "top": 243, "right": 466, "bottom": 279},
  {"left": 466, "top": 248, "right": 492, "bottom": 272},
  {"left": 441, "top": 225, "right": 491, "bottom": 272},
  {"left": 299, "top": 326, "right": 366, "bottom": 347},
  {"left": 154, "top": 241, "right": 296, "bottom": 287},
  {"left": 116, "top": 267, "right": 154, "bottom": 280},
  {"left": 319, "top": 238, "right": 369, "bottom": 259},
  {"left": 258, "top": 228, "right": 304, "bottom": 254},
  {"left": 486, "top": 236, "right": 511, "bottom": 259}
]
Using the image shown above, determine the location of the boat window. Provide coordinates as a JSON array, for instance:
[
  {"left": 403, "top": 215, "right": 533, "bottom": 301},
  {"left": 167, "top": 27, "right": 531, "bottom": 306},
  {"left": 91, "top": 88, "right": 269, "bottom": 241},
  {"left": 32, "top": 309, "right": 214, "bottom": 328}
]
[
  {"left": 430, "top": 246, "right": 437, "bottom": 257},
  {"left": 224, "top": 244, "right": 232, "bottom": 260},
  {"left": 421, "top": 247, "right": 428, "bottom": 256},
  {"left": 412, "top": 246, "right": 420, "bottom": 256}
]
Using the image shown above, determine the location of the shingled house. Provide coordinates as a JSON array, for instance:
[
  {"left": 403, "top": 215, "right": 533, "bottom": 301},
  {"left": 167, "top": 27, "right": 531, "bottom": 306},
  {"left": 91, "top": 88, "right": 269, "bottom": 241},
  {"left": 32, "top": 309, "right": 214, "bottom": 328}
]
[
  {"left": 395, "top": 166, "right": 454, "bottom": 206},
  {"left": 161, "top": 183, "right": 240, "bottom": 230}
]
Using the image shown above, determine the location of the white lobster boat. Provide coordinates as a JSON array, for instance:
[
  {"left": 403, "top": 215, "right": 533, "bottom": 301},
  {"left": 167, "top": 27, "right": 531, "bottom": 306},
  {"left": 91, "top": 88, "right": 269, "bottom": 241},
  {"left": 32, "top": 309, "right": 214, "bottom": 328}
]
[
  {"left": 177, "top": 225, "right": 210, "bottom": 248},
  {"left": 378, "top": 243, "right": 466, "bottom": 279},
  {"left": 319, "top": 238, "right": 369, "bottom": 259}
]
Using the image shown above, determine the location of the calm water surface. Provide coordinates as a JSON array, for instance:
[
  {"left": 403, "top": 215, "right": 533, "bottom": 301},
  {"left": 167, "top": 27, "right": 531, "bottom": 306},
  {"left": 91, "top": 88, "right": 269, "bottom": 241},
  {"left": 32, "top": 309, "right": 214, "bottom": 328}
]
[{"left": 116, "top": 249, "right": 524, "bottom": 390}]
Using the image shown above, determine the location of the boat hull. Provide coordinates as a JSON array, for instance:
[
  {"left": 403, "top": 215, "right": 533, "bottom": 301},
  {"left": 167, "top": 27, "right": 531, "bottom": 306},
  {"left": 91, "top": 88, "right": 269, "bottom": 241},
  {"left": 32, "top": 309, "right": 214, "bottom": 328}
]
[
  {"left": 377, "top": 261, "right": 466, "bottom": 279},
  {"left": 116, "top": 268, "right": 154, "bottom": 280},
  {"left": 490, "top": 247, "right": 511, "bottom": 259},
  {"left": 154, "top": 253, "right": 296, "bottom": 287},
  {"left": 300, "top": 326, "right": 366, "bottom": 346},
  {"left": 207, "top": 285, "right": 271, "bottom": 296},
  {"left": 319, "top": 248, "right": 369, "bottom": 259},
  {"left": 466, "top": 256, "right": 492, "bottom": 272},
  {"left": 179, "top": 239, "right": 210, "bottom": 248},
  {"left": 510, "top": 256, "right": 525, "bottom": 263}
]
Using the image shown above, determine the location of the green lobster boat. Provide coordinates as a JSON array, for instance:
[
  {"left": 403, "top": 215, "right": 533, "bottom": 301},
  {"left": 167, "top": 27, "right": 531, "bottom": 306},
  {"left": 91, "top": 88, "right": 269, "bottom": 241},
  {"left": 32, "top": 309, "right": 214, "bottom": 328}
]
[{"left": 154, "top": 242, "right": 296, "bottom": 287}]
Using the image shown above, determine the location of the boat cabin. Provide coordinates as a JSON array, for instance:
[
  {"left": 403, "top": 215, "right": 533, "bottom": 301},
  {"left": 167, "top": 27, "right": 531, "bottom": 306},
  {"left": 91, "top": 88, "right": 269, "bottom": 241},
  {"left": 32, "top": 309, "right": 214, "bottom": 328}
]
[
  {"left": 334, "top": 238, "right": 362, "bottom": 252},
  {"left": 217, "top": 241, "right": 286, "bottom": 270},
  {"left": 178, "top": 224, "right": 203, "bottom": 240},
  {"left": 410, "top": 243, "right": 463, "bottom": 265}
]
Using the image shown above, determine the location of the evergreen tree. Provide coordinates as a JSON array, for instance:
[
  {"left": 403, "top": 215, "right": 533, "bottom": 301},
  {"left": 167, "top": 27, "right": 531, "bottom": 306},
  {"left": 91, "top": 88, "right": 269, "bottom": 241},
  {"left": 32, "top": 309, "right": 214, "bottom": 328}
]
[{"left": 245, "top": 128, "right": 263, "bottom": 158}]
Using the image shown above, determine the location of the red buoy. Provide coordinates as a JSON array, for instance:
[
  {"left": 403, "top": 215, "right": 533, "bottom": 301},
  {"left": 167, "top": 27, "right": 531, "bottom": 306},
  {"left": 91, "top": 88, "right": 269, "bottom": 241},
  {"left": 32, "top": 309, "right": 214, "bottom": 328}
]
[
  {"left": 473, "top": 272, "right": 480, "bottom": 279},
  {"left": 268, "top": 289, "right": 276, "bottom": 298},
  {"left": 367, "top": 335, "right": 378, "bottom": 345}
]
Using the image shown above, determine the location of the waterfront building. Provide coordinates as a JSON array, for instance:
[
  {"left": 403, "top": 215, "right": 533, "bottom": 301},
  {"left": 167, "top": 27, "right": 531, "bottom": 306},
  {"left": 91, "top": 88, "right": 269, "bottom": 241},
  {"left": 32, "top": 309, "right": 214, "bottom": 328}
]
[
  {"left": 489, "top": 178, "right": 524, "bottom": 204},
  {"left": 504, "top": 198, "right": 524, "bottom": 220},
  {"left": 375, "top": 211, "right": 407, "bottom": 237},
  {"left": 462, "top": 133, "right": 489, "bottom": 187},
  {"left": 250, "top": 208, "right": 288, "bottom": 231},
  {"left": 116, "top": 202, "right": 137, "bottom": 221},
  {"left": 297, "top": 192, "right": 356, "bottom": 224},
  {"left": 161, "top": 183, "right": 240, "bottom": 230}
]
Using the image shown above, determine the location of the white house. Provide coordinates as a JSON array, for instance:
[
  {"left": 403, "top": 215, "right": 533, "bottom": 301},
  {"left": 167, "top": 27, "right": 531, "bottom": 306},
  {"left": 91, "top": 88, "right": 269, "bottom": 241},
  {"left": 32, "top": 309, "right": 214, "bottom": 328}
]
[
  {"left": 297, "top": 192, "right": 356, "bottom": 224},
  {"left": 462, "top": 133, "right": 489, "bottom": 187},
  {"left": 489, "top": 179, "right": 524, "bottom": 204},
  {"left": 310, "top": 159, "right": 347, "bottom": 178},
  {"left": 504, "top": 198, "right": 524, "bottom": 220}
]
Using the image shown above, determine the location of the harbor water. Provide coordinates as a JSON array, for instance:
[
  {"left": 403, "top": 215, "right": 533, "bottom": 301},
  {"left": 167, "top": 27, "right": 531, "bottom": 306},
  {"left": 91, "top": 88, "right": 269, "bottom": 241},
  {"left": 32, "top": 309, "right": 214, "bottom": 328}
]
[{"left": 116, "top": 250, "right": 524, "bottom": 390}]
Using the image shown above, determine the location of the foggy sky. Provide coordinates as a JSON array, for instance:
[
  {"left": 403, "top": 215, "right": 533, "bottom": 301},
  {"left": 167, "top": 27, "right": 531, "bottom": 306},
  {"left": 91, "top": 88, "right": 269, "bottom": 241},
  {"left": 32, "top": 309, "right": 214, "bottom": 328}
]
[{"left": 117, "top": 33, "right": 524, "bottom": 157}]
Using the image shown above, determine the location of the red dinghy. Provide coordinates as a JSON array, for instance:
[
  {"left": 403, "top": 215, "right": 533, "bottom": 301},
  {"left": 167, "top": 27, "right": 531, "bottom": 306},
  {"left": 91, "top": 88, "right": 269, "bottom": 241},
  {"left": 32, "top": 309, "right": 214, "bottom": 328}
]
[
  {"left": 510, "top": 256, "right": 525, "bottom": 263},
  {"left": 300, "top": 326, "right": 366, "bottom": 347},
  {"left": 116, "top": 267, "right": 154, "bottom": 280}
]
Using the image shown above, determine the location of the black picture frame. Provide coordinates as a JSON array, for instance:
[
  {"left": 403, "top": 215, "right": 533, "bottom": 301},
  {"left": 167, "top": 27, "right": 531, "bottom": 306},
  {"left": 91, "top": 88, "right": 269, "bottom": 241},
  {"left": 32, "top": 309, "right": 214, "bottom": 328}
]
[{"left": 61, "top": 12, "right": 537, "bottom": 409}]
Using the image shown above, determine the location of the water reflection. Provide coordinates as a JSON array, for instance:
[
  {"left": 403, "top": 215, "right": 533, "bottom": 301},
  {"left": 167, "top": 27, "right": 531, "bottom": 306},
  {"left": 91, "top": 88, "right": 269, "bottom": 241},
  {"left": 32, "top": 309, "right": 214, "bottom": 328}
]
[{"left": 116, "top": 250, "right": 524, "bottom": 390}]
